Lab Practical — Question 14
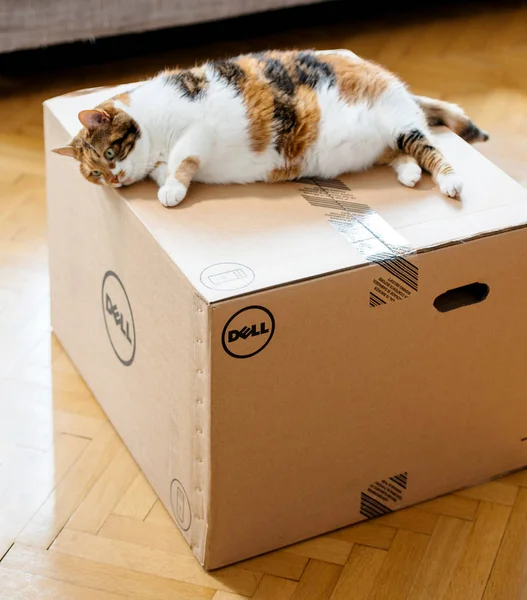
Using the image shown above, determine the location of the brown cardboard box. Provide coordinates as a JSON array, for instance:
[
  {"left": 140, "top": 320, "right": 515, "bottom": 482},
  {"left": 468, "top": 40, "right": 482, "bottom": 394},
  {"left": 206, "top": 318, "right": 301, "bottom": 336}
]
[{"left": 44, "top": 85, "right": 527, "bottom": 569}]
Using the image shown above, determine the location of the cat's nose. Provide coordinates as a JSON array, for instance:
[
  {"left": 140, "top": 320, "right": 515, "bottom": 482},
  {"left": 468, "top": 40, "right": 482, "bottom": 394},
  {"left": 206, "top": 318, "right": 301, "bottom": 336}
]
[{"left": 109, "top": 174, "right": 120, "bottom": 185}]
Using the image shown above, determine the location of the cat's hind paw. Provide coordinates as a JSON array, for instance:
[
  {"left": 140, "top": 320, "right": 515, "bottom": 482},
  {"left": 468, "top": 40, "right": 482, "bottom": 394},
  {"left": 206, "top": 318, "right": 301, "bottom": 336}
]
[
  {"left": 437, "top": 172, "right": 464, "bottom": 198},
  {"left": 158, "top": 180, "right": 187, "bottom": 207},
  {"left": 397, "top": 162, "right": 422, "bottom": 188}
]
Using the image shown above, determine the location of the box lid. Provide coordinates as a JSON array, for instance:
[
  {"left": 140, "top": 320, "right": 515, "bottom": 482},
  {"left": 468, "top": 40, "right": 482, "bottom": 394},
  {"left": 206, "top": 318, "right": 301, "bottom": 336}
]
[{"left": 45, "top": 85, "right": 527, "bottom": 303}]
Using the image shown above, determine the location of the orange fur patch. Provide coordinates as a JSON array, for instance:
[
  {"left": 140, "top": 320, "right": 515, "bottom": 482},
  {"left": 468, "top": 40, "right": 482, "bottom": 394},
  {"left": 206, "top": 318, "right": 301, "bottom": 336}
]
[
  {"left": 376, "top": 148, "right": 399, "bottom": 165},
  {"left": 397, "top": 131, "right": 453, "bottom": 178},
  {"left": 320, "top": 54, "right": 394, "bottom": 103},
  {"left": 175, "top": 156, "right": 200, "bottom": 188},
  {"left": 419, "top": 148, "right": 445, "bottom": 176},
  {"left": 258, "top": 50, "right": 298, "bottom": 72},
  {"left": 267, "top": 164, "right": 301, "bottom": 183},
  {"left": 235, "top": 52, "right": 321, "bottom": 160},
  {"left": 438, "top": 163, "right": 454, "bottom": 175},
  {"left": 282, "top": 85, "right": 320, "bottom": 161},
  {"left": 114, "top": 92, "right": 131, "bottom": 106},
  {"left": 235, "top": 56, "right": 275, "bottom": 153}
]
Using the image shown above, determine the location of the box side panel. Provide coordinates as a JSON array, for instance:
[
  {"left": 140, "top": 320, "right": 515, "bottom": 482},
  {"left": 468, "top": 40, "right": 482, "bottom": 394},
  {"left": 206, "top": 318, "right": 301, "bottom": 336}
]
[
  {"left": 44, "top": 107, "right": 210, "bottom": 559},
  {"left": 207, "top": 227, "right": 527, "bottom": 568}
]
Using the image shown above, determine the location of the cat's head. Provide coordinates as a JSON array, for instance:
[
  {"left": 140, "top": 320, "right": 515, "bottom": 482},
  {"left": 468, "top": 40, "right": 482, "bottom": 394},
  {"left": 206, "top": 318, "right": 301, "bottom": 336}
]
[{"left": 52, "top": 102, "right": 149, "bottom": 187}]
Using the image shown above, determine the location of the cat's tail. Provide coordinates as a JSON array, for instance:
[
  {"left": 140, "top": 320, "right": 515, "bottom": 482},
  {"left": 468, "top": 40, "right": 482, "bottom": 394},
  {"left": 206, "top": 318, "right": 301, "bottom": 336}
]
[{"left": 413, "top": 95, "right": 489, "bottom": 144}]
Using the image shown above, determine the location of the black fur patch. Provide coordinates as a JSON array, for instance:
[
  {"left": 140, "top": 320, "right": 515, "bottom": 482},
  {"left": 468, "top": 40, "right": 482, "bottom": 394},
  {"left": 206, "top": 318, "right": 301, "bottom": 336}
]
[
  {"left": 105, "top": 122, "right": 141, "bottom": 161},
  {"left": 427, "top": 117, "right": 444, "bottom": 127},
  {"left": 397, "top": 129, "right": 431, "bottom": 152},
  {"left": 165, "top": 70, "right": 208, "bottom": 100},
  {"left": 295, "top": 52, "right": 336, "bottom": 88},
  {"left": 264, "top": 58, "right": 296, "bottom": 96},
  {"left": 213, "top": 60, "right": 245, "bottom": 89},
  {"left": 460, "top": 120, "right": 489, "bottom": 143},
  {"left": 421, "top": 105, "right": 446, "bottom": 128},
  {"left": 273, "top": 96, "right": 297, "bottom": 152},
  {"left": 119, "top": 127, "right": 141, "bottom": 160}
]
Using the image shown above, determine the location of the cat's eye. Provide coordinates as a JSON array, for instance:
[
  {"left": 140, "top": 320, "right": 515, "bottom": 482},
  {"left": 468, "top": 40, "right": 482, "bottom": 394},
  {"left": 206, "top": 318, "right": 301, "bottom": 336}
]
[
  {"left": 91, "top": 170, "right": 102, "bottom": 177},
  {"left": 104, "top": 148, "right": 115, "bottom": 160}
]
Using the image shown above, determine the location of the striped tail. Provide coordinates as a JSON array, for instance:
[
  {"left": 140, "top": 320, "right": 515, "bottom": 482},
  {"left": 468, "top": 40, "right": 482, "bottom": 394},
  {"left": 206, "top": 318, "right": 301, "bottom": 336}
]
[{"left": 413, "top": 95, "right": 489, "bottom": 144}]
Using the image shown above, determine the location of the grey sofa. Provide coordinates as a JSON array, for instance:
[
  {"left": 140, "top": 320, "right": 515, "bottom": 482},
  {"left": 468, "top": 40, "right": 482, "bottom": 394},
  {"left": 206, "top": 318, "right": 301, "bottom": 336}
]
[{"left": 0, "top": 0, "right": 324, "bottom": 53}]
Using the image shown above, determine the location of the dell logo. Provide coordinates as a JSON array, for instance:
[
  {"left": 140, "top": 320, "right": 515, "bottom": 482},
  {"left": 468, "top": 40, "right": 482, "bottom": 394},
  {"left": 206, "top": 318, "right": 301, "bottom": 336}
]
[
  {"left": 222, "top": 306, "right": 275, "bottom": 359},
  {"left": 105, "top": 294, "right": 133, "bottom": 345},
  {"left": 102, "top": 271, "right": 136, "bottom": 366},
  {"left": 228, "top": 322, "right": 270, "bottom": 343}
]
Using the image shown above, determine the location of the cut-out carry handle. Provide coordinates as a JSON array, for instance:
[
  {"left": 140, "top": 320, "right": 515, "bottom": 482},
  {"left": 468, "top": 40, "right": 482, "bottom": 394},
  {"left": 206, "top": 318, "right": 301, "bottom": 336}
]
[{"left": 434, "top": 282, "right": 489, "bottom": 313}]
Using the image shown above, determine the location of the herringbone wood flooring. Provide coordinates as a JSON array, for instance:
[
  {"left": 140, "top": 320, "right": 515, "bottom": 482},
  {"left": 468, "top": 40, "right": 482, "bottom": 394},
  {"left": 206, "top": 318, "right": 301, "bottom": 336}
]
[{"left": 1, "top": 2, "right": 527, "bottom": 598}]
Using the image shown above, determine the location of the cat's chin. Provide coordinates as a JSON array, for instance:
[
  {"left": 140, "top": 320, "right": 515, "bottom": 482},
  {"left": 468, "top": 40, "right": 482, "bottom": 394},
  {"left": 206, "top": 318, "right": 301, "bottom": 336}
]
[
  {"left": 121, "top": 175, "right": 145, "bottom": 186},
  {"left": 115, "top": 168, "right": 147, "bottom": 187}
]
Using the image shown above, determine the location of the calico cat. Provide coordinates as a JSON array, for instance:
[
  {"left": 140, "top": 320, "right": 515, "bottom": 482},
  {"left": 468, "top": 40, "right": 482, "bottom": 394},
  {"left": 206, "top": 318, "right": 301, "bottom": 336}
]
[{"left": 53, "top": 49, "right": 488, "bottom": 207}]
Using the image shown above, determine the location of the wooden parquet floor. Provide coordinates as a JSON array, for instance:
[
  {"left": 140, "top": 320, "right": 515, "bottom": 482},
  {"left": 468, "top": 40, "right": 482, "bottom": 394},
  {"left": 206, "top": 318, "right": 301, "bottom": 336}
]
[{"left": 1, "top": 2, "right": 527, "bottom": 598}]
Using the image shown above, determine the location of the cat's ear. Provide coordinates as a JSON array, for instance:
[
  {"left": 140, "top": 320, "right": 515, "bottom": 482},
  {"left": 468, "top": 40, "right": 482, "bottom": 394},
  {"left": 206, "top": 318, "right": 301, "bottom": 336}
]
[
  {"left": 52, "top": 144, "right": 80, "bottom": 159},
  {"left": 78, "top": 109, "right": 110, "bottom": 131}
]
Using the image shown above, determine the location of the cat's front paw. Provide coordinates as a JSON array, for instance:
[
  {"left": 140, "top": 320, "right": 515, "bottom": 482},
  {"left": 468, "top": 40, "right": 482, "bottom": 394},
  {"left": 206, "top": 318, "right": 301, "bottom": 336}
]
[{"left": 158, "top": 180, "right": 187, "bottom": 207}]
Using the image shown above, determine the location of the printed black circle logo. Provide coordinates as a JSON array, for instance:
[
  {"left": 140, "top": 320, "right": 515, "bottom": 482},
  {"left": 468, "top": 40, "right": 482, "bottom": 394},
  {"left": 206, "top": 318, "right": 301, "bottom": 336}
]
[
  {"left": 200, "top": 263, "right": 255, "bottom": 292},
  {"left": 170, "top": 479, "right": 192, "bottom": 532},
  {"left": 222, "top": 306, "right": 275, "bottom": 359},
  {"left": 101, "top": 271, "right": 136, "bottom": 366}
]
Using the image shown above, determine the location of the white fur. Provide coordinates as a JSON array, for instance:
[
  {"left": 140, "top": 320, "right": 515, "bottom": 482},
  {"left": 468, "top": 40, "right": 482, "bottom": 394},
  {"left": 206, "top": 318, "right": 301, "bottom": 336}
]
[
  {"left": 437, "top": 172, "right": 464, "bottom": 197},
  {"left": 107, "top": 50, "right": 461, "bottom": 206},
  {"left": 158, "top": 179, "right": 188, "bottom": 207},
  {"left": 391, "top": 155, "right": 422, "bottom": 187}
]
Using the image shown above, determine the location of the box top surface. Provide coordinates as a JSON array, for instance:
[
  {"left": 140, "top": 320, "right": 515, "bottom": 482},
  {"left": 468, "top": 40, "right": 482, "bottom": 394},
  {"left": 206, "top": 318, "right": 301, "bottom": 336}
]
[{"left": 45, "top": 85, "right": 527, "bottom": 303}]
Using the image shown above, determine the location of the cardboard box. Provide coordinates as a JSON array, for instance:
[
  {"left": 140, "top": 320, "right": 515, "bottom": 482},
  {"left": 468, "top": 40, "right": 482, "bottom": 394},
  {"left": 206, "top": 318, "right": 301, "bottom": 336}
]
[{"left": 44, "top": 85, "right": 527, "bottom": 569}]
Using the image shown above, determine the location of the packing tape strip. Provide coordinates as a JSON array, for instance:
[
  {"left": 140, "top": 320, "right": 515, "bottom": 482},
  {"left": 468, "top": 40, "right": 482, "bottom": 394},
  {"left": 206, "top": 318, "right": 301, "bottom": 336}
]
[{"left": 298, "top": 178, "right": 418, "bottom": 307}]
